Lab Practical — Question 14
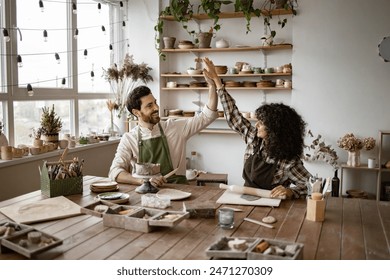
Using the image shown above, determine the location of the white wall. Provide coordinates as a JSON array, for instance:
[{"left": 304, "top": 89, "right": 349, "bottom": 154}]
[{"left": 128, "top": 0, "right": 390, "bottom": 196}]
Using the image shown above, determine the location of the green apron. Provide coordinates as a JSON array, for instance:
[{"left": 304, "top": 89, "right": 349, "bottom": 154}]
[{"left": 138, "top": 123, "right": 188, "bottom": 184}]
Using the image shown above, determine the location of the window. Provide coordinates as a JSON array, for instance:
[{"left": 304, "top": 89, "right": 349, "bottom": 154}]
[{"left": 0, "top": 0, "right": 127, "bottom": 146}]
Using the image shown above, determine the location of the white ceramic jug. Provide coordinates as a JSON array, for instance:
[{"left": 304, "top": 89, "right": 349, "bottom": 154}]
[{"left": 215, "top": 38, "right": 229, "bottom": 48}]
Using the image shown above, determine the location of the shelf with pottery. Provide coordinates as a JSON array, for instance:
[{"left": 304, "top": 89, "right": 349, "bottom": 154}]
[
  {"left": 161, "top": 44, "right": 292, "bottom": 53},
  {"left": 161, "top": 72, "right": 292, "bottom": 78},
  {"left": 162, "top": 86, "right": 291, "bottom": 91}
]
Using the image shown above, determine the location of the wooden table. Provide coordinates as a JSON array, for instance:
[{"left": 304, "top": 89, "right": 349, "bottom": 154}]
[{"left": 0, "top": 175, "right": 389, "bottom": 260}]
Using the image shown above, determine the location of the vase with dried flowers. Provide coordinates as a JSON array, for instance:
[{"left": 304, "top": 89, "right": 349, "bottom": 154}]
[
  {"left": 103, "top": 54, "right": 153, "bottom": 135},
  {"left": 337, "top": 133, "right": 376, "bottom": 167}
]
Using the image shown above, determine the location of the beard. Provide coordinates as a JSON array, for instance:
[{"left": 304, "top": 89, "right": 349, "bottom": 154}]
[{"left": 140, "top": 110, "right": 160, "bottom": 125}]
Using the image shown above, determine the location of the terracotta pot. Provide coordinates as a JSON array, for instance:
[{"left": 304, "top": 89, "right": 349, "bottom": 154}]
[
  {"left": 197, "top": 32, "right": 213, "bottom": 48},
  {"left": 163, "top": 37, "right": 176, "bottom": 49}
]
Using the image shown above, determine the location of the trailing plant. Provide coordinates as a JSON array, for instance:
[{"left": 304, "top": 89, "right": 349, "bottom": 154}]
[
  {"left": 234, "top": 0, "right": 261, "bottom": 33},
  {"left": 154, "top": 0, "right": 194, "bottom": 59},
  {"left": 197, "top": 0, "right": 233, "bottom": 32},
  {"left": 260, "top": 0, "right": 298, "bottom": 39},
  {"left": 40, "top": 105, "right": 63, "bottom": 135}
]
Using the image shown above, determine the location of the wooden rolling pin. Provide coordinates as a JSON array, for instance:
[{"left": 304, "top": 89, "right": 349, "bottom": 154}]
[{"left": 219, "top": 184, "right": 286, "bottom": 200}]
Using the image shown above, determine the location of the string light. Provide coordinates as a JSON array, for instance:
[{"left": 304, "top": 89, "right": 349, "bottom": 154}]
[
  {"left": 72, "top": 2, "right": 77, "bottom": 14},
  {"left": 120, "top": 1, "right": 123, "bottom": 10},
  {"left": 74, "top": 28, "right": 78, "bottom": 39},
  {"left": 39, "top": 0, "right": 44, "bottom": 12},
  {"left": 54, "top": 52, "right": 60, "bottom": 64},
  {"left": 3, "top": 28, "right": 10, "bottom": 42},
  {"left": 101, "top": 25, "right": 106, "bottom": 35},
  {"left": 17, "top": 55, "right": 23, "bottom": 67},
  {"left": 90, "top": 70, "right": 95, "bottom": 81},
  {"left": 27, "top": 84, "right": 34, "bottom": 96},
  {"left": 122, "top": 21, "right": 126, "bottom": 29},
  {"left": 97, "top": 3, "right": 101, "bottom": 12},
  {"left": 84, "top": 49, "right": 88, "bottom": 59},
  {"left": 61, "top": 77, "right": 66, "bottom": 89},
  {"left": 43, "top": 29, "right": 48, "bottom": 42},
  {"left": 109, "top": 44, "right": 113, "bottom": 52}
]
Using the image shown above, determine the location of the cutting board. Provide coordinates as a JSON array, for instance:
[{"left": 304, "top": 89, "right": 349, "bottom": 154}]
[
  {"left": 216, "top": 190, "right": 281, "bottom": 207},
  {"left": 0, "top": 196, "right": 82, "bottom": 224}
]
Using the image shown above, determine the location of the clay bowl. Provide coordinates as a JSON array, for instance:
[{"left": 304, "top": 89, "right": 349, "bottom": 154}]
[{"left": 215, "top": 65, "right": 228, "bottom": 74}]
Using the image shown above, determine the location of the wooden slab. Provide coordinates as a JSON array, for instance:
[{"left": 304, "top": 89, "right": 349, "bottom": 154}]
[
  {"left": 216, "top": 190, "right": 281, "bottom": 207},
  {"left": 0, "top": 196, "right": 82, "bottom": 224}
]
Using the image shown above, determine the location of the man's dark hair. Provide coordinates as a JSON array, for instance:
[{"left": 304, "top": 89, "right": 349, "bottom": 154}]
[{"left": 126, "top": 85, "right": 152, "bottom": 116}]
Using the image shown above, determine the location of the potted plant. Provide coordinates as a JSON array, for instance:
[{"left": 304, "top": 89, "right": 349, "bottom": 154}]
[
  {"left": 154, "top": 0, "right": 194, "bottom": 59},
  {"left": 40, "top": 105, "right": 63, "bottom": 145},
  {"left": 29, "top": 127, "right": 44, "bottom": 147}
]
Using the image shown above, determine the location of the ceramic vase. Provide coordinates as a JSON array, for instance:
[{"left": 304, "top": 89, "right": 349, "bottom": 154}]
[{"left": 347, "top": 150, "right": 361, "bottom": 167}]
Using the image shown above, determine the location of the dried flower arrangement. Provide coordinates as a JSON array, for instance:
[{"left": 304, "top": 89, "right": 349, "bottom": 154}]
[
  {"left": 103, "top": 54, "right": 153, "bottom": 118},
  {"left": 29, "top": 127, "right": 43, "bottom": 140},
  {"left": 337, "top": 133, "right": 376, "bottom": 152},
  {"left": 305, "top": 130, "right": 339, "bottom": 169}
]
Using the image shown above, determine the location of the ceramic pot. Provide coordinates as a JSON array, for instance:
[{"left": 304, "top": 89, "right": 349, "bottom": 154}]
[
  {"left": 215, "top": 38, "right": 229, "bottom": 48},
  {"left": 197, "top": 32, "right": 213, "bottom": 48},
  {"left": 1, "top": 146, "right": 13, "bottom": 160},
  {"left": 163, "top": 37, "right": 176, "bottom": 49}
]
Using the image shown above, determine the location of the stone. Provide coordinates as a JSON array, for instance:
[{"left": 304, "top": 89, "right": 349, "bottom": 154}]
[{"left": 262, "top": 216, "right": 277, "bottom": 224}]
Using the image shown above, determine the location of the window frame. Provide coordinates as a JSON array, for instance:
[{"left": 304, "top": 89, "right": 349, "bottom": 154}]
[{"left": 0, "top": 0, "right": 126, "bottom": 146}]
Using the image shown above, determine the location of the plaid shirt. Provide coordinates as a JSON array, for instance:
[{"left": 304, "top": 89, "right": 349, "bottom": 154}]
[{"left": 217, "top": 86, "right": 311, "bottom": 198}]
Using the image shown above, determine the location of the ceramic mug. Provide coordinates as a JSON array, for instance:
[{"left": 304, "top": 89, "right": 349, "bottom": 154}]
[
  {"left": 264, "top": 67, "right": 274, "bottom": 73},
  {"left": 228, "top": 67, "right": 238, "bottom": 74},
  {"left": 275, "top": 66, "right": 283, "bottom": 73},
  {"left": 166, "top": 81, "right": 177, "bottom": 88},
  {"left": 242, "top": 64, "right": 251, "bottom": 71},
  {"left": 276, "top": 79, "right": 284, "bottom": 86},
  {"left": 284, "top": 80, "right": 292, "bottom": 88},
  {"left": 186, "top": 169, "right": 199, "bottom": 180}
]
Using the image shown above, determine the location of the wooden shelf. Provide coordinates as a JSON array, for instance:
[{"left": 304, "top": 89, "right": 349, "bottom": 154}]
[
  {"left": 160, "top": 10, "right": 294, "bottom": 21},
  {"left": 161, "top": 73, "right": 292, "bottom": 78},
  {"left": 162, "top": 87, "right": 292, "bottom": 91},
  {"left": 162, "top": 44, "right": 292, "bottom": 53}
]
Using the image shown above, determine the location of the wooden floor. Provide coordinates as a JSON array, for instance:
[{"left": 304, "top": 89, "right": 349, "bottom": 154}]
[{"left": 0, "top": 175, "right": 389, "bottom": 260}]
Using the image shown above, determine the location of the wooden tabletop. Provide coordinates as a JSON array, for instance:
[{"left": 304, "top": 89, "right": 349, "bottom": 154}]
[{"left": 0, "top": 175, "right": 389, "bottom": 260}]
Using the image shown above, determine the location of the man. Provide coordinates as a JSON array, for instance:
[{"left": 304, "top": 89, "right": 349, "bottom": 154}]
[{"left": 108, "top": 73, "right": 218, "bottom": 189}]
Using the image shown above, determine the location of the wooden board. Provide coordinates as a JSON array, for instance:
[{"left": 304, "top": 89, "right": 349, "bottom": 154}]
[
  {"left": 216, "top": 190, "right": 281, "bottom": 207},
  {"left": 0, "top": 196, "right": 82, "bottom": 224}
]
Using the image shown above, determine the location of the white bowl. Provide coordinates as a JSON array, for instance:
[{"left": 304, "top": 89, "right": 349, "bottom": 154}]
[{"left": 187, "top": 69, "right": 202, "bottom": 75}]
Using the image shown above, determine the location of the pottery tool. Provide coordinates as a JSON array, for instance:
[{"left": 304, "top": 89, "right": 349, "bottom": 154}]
[
  {"left": 220, "top": 207, "right": 243, "bottom": 212},
  {"left": 244, "top": 217, "right": 274, "bottom": 229},
  {"left": 219, "top": 184, "right": 286, "bottom": 200},
  {"left": 164, "top": 168, "right": 179, "bottom": 179}
]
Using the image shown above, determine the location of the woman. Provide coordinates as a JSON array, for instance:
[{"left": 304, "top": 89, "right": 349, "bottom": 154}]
[{"left": 203, "top": 58, "right": 311, "bottom": 199}]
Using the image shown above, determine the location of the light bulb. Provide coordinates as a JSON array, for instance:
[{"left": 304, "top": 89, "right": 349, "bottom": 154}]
[
  {"left": 61, "top": 78, "right": 66, "bottom": 89},
  {"left": 3, "top": 29, "right": 10, "bottom": 43},
  {"left": 122, "top": 21, "right": 126, "bottom": 30},
  {"left": 101, "top": 25, "right": 106, "bottom": 35},
  {"left": 72, "top": 2, "right": 77, "bottom": 14},
  {"left": 27, "top": 84, "right": 34, "bottom": 96},
  {"left": 84, "top": 49, "right": 88, "bottom": 59},
  {"left": 74, "top": 28, "right": 78, "bottom": 39},
  {"left": 43, "top": 29, "right": 48, "bottom": 42},
  {"left": 39, "top": 0, "right": 44, "bottom": 12},
  {"left": 55, "top": 53, "right": 60, "bottom": 64},
  {"left": 120, "top": 1, "right": 123, "bottom": 10},
  {"left": 17, "top": 55, "right": 23, "bottom": 67},
  {"left": 90, "top": 71, "right": 95, "bottom": 81},
  {"left": 97, "top": 3, "right": 101, "bottom": 12}
]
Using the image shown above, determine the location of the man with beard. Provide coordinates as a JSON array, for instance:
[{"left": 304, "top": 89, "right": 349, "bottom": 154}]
[{"left": 109, "top": 80, "right": 218, "bottom": 189}]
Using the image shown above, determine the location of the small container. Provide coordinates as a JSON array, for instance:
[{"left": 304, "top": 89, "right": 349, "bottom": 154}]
[{"left": 218, "top": 208, "right": 234, "bottom": 229}]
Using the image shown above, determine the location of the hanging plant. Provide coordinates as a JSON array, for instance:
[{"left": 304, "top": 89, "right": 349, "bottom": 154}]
[{"left": 197, "top": 0, "right": 233, "bottom": 32}]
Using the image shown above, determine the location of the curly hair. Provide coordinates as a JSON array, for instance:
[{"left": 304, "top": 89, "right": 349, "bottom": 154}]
[
  {"left": 126, "top": 85, "right": 152, "bottom": 116},
  {"left": 255, "top": 103, "right": 306, "bottom": 161}
]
